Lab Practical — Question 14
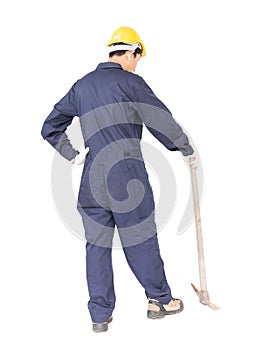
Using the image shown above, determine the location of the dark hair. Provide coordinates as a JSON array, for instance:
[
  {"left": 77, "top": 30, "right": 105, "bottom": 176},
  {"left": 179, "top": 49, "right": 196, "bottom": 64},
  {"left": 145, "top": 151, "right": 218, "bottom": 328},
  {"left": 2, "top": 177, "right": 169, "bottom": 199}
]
[{"left": 109, "top": 42, "right": 142, "bottom": 58}]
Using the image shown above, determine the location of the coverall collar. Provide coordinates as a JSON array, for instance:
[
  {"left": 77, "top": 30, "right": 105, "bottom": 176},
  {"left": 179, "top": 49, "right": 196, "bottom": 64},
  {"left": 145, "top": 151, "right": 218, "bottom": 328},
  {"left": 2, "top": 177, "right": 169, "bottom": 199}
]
[{"left": 96, "top": 62, "right": 123, "bottom": 70}]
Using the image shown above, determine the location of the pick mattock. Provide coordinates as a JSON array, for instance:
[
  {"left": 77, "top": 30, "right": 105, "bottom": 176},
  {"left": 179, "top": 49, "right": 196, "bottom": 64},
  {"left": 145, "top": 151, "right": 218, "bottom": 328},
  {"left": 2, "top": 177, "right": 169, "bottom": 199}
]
[{"left": 189, "top": 157, "right": 219, "bottom": 310}]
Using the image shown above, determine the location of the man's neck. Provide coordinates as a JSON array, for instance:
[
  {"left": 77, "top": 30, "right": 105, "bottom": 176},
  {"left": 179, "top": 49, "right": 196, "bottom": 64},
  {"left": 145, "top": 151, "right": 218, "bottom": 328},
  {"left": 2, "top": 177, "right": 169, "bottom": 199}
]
[{"left": 108, "top": 57, "right": 125, "bottom": 70}]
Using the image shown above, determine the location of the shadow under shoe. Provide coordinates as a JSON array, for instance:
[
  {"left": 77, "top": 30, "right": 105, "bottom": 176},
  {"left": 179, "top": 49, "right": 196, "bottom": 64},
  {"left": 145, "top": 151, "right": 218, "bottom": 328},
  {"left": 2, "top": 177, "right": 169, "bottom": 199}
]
[
  {"left": 92, "top": 316, "right": 113, "bottom": 332},
  {"left": 147, "top": 298, "right": 184, "bottom": 319}
]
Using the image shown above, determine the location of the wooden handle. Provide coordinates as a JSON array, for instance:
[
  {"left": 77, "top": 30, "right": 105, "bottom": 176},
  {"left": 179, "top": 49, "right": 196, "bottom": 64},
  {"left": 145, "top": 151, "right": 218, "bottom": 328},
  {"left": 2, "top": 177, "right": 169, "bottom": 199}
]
[{"left": 190, "top": 159, "right": 207, "bottom": 291}]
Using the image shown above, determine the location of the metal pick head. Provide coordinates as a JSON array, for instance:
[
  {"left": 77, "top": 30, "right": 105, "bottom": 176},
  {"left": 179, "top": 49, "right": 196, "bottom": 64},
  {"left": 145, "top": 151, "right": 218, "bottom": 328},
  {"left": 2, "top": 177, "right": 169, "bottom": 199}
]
[{"left": 191, "top": 284, "right": 220, "bottom": 310}]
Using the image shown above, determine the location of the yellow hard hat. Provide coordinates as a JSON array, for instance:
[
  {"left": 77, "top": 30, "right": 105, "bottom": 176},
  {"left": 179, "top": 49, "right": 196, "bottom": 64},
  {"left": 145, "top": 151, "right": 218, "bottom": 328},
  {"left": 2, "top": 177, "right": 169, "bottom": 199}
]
[{"left": 107, "top": 26, "right": 146, "bottom": 57}]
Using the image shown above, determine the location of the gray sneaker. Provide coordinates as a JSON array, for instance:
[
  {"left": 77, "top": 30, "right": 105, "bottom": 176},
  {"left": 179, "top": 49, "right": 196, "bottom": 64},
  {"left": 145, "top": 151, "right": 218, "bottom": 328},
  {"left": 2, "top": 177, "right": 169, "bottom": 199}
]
[{"left": 92, "top": 316, "right": 113, "bottom": 332}]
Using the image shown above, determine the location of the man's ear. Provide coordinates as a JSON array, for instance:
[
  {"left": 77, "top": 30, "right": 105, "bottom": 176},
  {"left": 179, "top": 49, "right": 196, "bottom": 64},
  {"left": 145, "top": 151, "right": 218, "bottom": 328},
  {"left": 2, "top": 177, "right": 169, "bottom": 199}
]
[{"left": 126, "top": 50, "right": 135, "bottom": 60}]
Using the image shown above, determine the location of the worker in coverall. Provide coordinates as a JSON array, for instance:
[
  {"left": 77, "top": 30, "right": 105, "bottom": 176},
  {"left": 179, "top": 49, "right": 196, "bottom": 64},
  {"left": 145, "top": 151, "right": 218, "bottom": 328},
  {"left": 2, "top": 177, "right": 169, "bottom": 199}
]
[{"left": 41, "top": 26, "right": 196, "bottom": 332}]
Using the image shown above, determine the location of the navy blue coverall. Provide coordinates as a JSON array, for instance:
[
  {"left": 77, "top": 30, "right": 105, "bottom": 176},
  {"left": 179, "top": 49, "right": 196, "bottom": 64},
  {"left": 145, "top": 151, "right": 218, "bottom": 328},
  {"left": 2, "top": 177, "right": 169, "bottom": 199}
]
[{"left": 41, "top": 62, "right": 194, "bottom": 323}]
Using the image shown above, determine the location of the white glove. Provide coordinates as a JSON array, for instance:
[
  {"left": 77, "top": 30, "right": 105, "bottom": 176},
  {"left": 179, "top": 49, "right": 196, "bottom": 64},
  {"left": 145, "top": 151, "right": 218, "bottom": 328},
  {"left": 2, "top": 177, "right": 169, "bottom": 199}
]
[
  {"left": 71, "top": 148, "right": 88, "bottom": 165},
  {"left": 185, "top": 153, "right": 199, "bottom": 168}
]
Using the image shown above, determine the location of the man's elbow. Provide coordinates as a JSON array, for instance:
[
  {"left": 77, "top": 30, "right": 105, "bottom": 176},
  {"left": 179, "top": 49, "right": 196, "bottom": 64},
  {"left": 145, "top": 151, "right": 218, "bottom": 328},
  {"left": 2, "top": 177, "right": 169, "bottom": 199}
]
[{"left": 41, "top": 123, "right": 47, "bottom": 140}]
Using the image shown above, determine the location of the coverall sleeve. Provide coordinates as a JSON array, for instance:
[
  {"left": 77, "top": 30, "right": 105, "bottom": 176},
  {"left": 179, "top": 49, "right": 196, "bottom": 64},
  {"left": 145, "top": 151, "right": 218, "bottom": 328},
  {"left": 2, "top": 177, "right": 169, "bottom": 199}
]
[
  {"left": 132, "top": 76, "right": 194, "bottom": 156},
  {"left": 41, "top": 83, "right": 79, "bottom": 161}
]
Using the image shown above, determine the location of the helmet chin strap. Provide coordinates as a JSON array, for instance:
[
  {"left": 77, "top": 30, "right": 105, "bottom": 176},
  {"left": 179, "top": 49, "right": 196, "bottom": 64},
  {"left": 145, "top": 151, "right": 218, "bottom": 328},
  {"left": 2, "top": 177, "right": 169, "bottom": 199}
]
[{"left": 108, "top": 42, "right": 142, "bottom": 54}]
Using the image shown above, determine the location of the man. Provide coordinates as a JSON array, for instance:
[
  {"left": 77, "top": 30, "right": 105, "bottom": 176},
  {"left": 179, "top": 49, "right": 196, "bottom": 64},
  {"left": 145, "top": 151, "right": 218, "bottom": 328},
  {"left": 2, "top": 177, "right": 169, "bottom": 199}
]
[{"left": 41, "top": 26, "right": 196, "bottom": 332}]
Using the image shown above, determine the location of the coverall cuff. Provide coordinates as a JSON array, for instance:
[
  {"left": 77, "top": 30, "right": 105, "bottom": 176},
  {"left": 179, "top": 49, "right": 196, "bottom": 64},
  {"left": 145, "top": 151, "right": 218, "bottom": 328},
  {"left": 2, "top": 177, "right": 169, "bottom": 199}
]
[
  {"left": 181, "top": 145, "right": 194, "bottom": 157},
  {"left": 65, "top": 149, "right": 80, "bottom": 161}
]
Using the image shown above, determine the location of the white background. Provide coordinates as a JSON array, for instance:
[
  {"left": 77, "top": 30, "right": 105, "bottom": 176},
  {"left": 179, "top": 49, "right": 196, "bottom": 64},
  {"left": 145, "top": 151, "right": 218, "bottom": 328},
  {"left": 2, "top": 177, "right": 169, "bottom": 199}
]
[{"left": 1, "top": 0, "right": 255, "bottom": 348}]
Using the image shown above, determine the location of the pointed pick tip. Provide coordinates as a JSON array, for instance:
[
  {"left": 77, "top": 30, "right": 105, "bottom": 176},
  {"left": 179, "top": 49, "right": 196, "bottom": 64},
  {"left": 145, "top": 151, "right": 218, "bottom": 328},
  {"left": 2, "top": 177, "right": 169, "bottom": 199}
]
[
  {"left": 191, "top": 283, "right": 199, "bottom": 292},
  {"left": 208, "top": 303, "right": 220, "bottom": 310}
]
